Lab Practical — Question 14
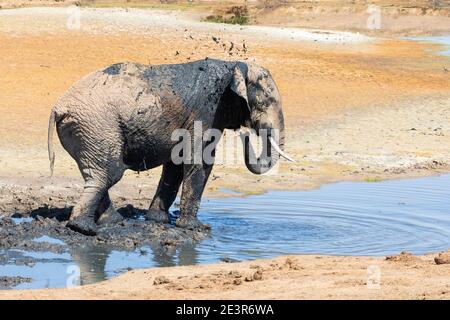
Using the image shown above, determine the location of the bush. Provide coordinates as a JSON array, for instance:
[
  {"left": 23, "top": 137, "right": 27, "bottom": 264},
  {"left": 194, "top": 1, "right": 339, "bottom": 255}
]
[{"left": 204, "top": 6, "right": 249, "bottom": 25}]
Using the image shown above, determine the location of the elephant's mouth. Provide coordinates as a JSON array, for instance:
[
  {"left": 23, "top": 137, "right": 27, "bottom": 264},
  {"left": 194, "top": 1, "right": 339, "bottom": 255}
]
[{"left": 241, "top": 129, "right": 294, "bottom": 175}]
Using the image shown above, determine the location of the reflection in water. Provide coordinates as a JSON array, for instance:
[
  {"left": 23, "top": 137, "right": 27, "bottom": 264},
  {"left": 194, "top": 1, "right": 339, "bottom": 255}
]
[
  {"left": 2, "top": 174, "right": 450, "bottom": 289},
  {"left": 69, "top": 240, "right": 200, "bottom": 286},
  {"left": 177, "top": 242, "right": 199, "bottom": 266},
  {"left": 70, "top": 244, "right": 110, "bottom": 286}
]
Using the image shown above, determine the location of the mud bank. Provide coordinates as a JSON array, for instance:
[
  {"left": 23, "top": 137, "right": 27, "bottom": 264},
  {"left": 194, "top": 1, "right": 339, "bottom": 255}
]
[
  {"left": 0, "top": 252, "right": 449, "bottom": 299},
  {"left": 0, "top": 211, "right": 207, "bottom": 252}
]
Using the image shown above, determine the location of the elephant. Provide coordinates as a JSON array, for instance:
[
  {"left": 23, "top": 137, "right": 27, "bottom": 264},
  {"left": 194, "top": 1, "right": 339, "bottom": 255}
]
[{"left": 47, "top": 59, "right": 293, "bottom": 236}]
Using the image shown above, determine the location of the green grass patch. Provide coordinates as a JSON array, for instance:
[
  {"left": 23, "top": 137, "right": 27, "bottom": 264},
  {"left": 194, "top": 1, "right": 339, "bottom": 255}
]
[{"left": 204, "top": 14, "right": 249, "bottom": 25}]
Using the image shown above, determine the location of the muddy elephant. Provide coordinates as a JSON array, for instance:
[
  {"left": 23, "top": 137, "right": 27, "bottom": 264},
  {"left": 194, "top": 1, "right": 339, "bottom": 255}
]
[{"left": 48, "top": 59, "right": 293, "bottom": 235}]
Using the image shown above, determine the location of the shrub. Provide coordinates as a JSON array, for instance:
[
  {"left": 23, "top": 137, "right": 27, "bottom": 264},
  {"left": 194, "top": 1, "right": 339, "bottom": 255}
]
[{"left": 204, "top": 6, "right": 249, "bottom": 25}]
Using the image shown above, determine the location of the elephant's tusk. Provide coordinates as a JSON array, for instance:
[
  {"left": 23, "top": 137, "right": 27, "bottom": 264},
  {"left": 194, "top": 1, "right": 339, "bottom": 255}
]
[{"left": 269, "top": 137, "right": 296, "bottom": 163}]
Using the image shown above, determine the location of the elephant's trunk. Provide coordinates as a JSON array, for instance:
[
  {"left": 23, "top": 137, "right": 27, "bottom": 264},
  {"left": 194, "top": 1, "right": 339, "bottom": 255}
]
[{"left": 242, "top": 123, "right": 292, "bottom": 175}]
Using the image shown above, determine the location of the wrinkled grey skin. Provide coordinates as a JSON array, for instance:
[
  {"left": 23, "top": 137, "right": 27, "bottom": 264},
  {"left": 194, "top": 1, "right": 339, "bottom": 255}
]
[{"left": 48, "top": 59, "right": 286, "bottom": 235}]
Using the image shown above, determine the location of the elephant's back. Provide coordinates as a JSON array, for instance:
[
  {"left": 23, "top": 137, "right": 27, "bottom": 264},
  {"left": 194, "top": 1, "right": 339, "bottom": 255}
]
[
  {"left": 53, "top": 62, "right": 149, "bottom": 117},
  {"left": 52, "top": 63, "right": 149, "bottom": 154}
]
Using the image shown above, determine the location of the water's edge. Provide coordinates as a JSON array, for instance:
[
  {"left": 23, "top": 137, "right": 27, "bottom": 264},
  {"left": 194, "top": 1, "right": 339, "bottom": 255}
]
[{"left": 404, "top": 35, "right": 450, "bottom": 57}]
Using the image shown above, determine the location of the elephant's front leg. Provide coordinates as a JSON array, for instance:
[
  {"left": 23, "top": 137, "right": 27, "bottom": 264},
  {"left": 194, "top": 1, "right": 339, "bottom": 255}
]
[
  {"left": 146, "top": 161, "right": 183, "bottom": 223},
  {"left": 175, "top": 163, "right": 213, "bottom": 229}
]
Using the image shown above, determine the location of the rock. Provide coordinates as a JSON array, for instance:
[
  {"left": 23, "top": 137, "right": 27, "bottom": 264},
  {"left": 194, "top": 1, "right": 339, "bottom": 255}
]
[
  {"left": 253, "top": 269, "right": 263, "bottom": 281},
  {"left": 228, "top": 270, "right": 242, "bottom": 278},
  {"left": 434, "top": 252, "right": 450, "bottom": 265},
  {"left": 386, "top": 251, "right": 420, "bottom": 263},
  {"left": 153, "top": 275, "right": 170, "bottom": 285},
  {"left": 283, "top": 257, "right": 302, "bottom": 270},
  {"left": 220, "top": 257, "right": 240, "bottom": 263}
]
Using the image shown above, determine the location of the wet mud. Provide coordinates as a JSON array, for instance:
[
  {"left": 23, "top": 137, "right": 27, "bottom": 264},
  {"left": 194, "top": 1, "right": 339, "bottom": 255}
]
[
  {"left": 0, "top": 183, "right": 209, "bottom": 288},
  {"left": 0, "top": 276, "right": 32, "bottom": 290},
  {"left": 0, "top": 179, "right": 207, "bottom": 246},
  {"left": 0, "top": 210, "right": 207, "bottom": 251}
]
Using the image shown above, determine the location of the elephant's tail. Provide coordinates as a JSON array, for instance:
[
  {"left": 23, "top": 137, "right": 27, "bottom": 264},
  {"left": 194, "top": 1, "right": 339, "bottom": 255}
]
[{"left": 48, "top": 108, "right": 56, "bottom": 177}]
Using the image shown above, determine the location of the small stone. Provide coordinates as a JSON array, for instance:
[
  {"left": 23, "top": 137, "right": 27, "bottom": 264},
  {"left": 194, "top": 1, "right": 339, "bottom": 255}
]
[
  {"left": 253, "top": 270, "right": 263, "bottom": 281},
  {"left": 123, "top": 238, "right": 135, "bottom": 248},
  {"left": 163, "top": 239, "right": 177, "bottom": 246},
  {"left": 153, "top": 276, "right": 170, "bottom": 285},
  {"left": 284, "top": 257, "right": 302, "bottom": 270},
  {"left": 220, "top": 257, "right": 240, "bottom": 263},
  {"left": 435, "top": 252, "right": 450, "bottom": 265},
  {"left": 228, "top": 270, "right": 242, "bottom": 278}
]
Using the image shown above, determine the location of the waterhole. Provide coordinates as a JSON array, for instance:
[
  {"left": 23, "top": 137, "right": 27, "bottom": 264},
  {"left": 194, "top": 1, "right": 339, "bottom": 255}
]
[{"left": 1, "top": 174, "right": 449, "bottom": 289}]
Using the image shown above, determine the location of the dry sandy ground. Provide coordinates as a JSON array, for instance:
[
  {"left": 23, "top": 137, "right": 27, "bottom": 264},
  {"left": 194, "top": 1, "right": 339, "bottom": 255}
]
[
  {"left": 1, "top": 252, "right": 450, "bottom": 299},
  {"left": 251, "top": 0, "right": 450, "bottom": 36},
  {"left": 0, "top": 7, "right": 449, "bottom": 196},
  {"left": 1, "top": 0, "right": 449, "bottom": 36},
  {"left": 0, "top": 6, "right": 449, "bottom": 299}
]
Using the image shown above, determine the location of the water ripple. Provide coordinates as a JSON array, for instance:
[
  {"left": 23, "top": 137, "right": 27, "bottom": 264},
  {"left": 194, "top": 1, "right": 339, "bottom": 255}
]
[{"left": 196, "top": 174, "right": 450, "bottom": 258}]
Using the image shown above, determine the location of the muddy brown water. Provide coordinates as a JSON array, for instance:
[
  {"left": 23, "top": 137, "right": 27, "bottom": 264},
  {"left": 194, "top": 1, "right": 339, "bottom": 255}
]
[{"left": 0, "top": 174, "right": 450, "bottom": 289}]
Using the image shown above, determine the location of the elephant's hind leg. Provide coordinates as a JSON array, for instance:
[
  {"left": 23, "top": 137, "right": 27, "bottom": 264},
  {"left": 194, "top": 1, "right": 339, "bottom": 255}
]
[
  {"left": 67, "top": 165, "right": 125, "bottom": 235},
  {"left": 96, "top": 192, "right": 123, "bottom": 225},
  {"left": 146, "top": 161, "right": 183, "bottom": 223},
  {"left": 58, "top": 111, "right": 126, "bottom": 235},
  {"left": 67, "top": 180, "right": 107, "bottom": 236}
]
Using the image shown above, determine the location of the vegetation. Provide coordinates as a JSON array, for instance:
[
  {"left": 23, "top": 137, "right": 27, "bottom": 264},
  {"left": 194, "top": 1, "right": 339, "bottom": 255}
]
[{"left": 204, "top": 5, "right": 249, "bottom": 25}]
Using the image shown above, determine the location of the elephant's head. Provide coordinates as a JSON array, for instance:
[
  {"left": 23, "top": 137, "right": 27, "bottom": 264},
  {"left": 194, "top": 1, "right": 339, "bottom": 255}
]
[{"left": 220, "top": 61, "right": 294, "bottom": 174}]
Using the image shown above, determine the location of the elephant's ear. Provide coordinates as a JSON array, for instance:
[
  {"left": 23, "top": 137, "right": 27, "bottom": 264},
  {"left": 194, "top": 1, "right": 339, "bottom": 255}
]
[{"left": 230, "top": 63, "right": 250, "bottom": 113}]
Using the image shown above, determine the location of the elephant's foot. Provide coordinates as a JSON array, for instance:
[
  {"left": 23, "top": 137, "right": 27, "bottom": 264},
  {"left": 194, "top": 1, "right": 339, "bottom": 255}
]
[
  {"left": 66, "top": 216, "right": 98, "bottom": 236},
  {"left": 97, "top": 208, "right": 123, "bottom": 225},
  {"left": 175, "top": 216, "right": 210, "bottom": 231},
  {"left": 145, "top": 209, "right": 169, "bottom": 224}
]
